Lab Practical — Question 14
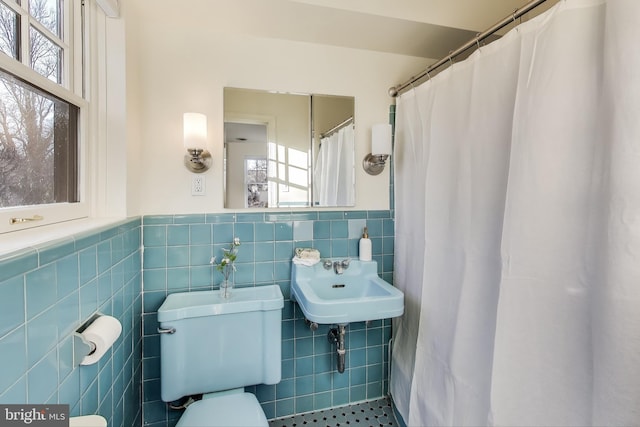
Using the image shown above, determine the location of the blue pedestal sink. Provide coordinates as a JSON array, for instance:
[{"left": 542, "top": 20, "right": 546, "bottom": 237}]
[{"left": 290, "top": 259, "right": 404, "bottom": 325}]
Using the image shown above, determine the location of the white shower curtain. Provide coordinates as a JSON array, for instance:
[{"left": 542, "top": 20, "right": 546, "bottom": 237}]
[
  {"left": 391, "top": 1, "right": 640, "bottom": 426},
  {"left": 314, "top": 124, "right": 355, "bottom": 206}
]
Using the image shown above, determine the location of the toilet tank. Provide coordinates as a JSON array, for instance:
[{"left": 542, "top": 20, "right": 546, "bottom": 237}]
[{"left": 157, "top": 285, "right": 284, "bottom": 403}]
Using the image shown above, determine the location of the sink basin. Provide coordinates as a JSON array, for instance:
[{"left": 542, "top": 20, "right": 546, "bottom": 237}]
[{"left": 290, "top": 259, "right": 404, "bottom": 324}]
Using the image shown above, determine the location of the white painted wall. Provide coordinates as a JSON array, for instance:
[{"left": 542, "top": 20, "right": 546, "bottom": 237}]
[{"left": 125, "top": 0, "right": 430, "bottom": 214}]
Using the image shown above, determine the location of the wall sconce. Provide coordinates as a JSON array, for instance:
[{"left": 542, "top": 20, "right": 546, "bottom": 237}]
[
  {"left": 363, "top": 123, "right": 392, "bottom": 175},
  {"left": 183, "top": 112, "right": 212, "bottom": 173}
]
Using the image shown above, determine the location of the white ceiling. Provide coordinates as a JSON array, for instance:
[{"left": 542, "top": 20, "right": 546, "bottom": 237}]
[
  {"left": 220, "top": 0, "right": 546, "bottom": 60},
  {"left": 225, "top": 122, "right": 267, "bottom": 144}
]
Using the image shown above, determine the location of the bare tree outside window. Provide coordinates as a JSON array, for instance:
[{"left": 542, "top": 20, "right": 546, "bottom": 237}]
[
  {"left": 0, "top": 2, "right": 18, "bottom": 59},
  {"left": 30, "top": 0, "right": 63, "bottom": 83},
  {"left": 30, "top": 25, "right": 62, "bottom": 83},
  {"left": 30, "top": 0, "right": 61, "bottom": 37},
  {"left": 246, "top": 158, "right": 268, "bottom": 208},
  {"left": 0, "top": 0, "right": 77, "bottom": 209},
  {"left": 0, "top": 69, "right": 77, "bottom": 208}
]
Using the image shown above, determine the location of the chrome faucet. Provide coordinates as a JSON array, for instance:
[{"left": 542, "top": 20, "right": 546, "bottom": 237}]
[{"left": 333, "top": 259, "right": 350, "bottom": 275}]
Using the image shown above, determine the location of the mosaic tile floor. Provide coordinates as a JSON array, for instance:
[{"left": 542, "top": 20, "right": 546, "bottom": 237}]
[{"left": 269, "top": 398, "right": 398, "bottom": 427}]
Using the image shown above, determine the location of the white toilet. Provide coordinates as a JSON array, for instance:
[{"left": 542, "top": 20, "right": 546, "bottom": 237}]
[{"left": 157, "top": 285, "right": 283, "bottom": 427}]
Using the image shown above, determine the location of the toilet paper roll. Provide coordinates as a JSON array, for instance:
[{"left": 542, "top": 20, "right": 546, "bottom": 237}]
[{"left": 80, "top": 315, "right": 122, "bottom": 366}]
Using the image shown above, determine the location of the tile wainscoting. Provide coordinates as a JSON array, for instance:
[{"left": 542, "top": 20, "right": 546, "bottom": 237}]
[
  {"left": 0, "top": 218, "right": 143, "bottom": 427},
  {"left": 141, "top": 210, "right": 395, "bottom": 427},
  {"left": 0, "top": 210, "right": 395, "bottom": 427}
]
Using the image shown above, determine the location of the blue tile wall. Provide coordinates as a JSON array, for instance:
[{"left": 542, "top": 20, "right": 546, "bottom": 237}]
[
  {"left": 141, "top": 211, "right": 395, "bottom": 427},
  {"left": 0, "top": 219, "right": 143, "bottom": 427}
]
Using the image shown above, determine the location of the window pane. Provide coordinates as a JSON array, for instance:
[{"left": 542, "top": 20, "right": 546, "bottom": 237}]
[
  {"left": 246, "top": 158, "right": 268, "bottom": 208},
  {"left": 0, "top": 2, "right": 19, "bottom": 59},
  {"left": 0, "top": 68, "right": 78, "bottom": 208},
  {"left": 29, "top": 25, "right": 62, "bottom": 83},
  {"left": 29, "top": 0, "right": 61, "bottom": 37}
]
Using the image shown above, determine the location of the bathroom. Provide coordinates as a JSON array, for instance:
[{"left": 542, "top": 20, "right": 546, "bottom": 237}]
[{"left": 1, "top": 0, "right": 639, "bottom": 426}]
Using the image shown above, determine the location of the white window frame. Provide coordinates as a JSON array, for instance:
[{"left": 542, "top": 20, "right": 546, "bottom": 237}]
[
  {"left": 0, "top": 0, "right": 90, "bottom": 234},
  {"left": 244, "top": 156, "right": 268, "bottom": 209}
]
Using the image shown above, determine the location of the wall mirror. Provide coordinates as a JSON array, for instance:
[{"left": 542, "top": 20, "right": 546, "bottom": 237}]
[{"left": 223, "top": 87, "right": 355, "bottom": 209}]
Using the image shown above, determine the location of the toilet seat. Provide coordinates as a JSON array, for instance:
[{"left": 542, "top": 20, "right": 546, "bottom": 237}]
[{"left": 176, "top": 392, "right": 268, "bottom": 427}]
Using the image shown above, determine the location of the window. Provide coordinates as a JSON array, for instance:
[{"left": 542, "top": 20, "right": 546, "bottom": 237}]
[
  {"left": 245, "top": 157, "right": 268, "bottom": 208},
  {"left": 0, "top": 0, "right": 87, "bottom": 233},
  {"left": 2, "top": 0, "right": 67, "bottom": 84},
  {"left": 0, "top": 69, "right": 78, "bottom": 208}
]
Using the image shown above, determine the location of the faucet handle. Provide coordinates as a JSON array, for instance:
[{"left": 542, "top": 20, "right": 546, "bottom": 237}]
[
  {"left": 341, "top": 259, "right": 350, "bottom": 268},
  {"left": 322, "top": 259, "right": 333, "bottom": 270}
]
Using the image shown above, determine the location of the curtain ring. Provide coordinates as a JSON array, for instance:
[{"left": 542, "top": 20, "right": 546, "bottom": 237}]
[
  {"left": 448, "top": 51, "right": 454, "bottom": 67},
  {"left": 512, "top": 9, "right": 517, "bottom": 23},
  {"left": 475, "top": 33, "right": 481, "bottom": 51}
]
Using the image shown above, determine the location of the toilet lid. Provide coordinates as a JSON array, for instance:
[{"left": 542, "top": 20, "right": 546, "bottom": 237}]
[{"left": 176, "top": 393, "right": 268, "bottom": 427}]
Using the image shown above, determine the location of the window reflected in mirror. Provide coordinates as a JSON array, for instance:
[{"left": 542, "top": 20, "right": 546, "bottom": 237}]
[{"left": 246, "top": 158, "right": 268, "bottom": 208}]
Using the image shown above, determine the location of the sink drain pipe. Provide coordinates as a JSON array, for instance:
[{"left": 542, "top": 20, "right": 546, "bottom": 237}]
[
  {"left": 328, "top": 325, "right": 347, "bottom": 373},
  {"left": 304, "top": 318, "right": 319, "bottom": 331}
]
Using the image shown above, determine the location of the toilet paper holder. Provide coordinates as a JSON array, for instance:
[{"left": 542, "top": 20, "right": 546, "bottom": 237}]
[{"left": 72, "top": 313, "right": 106, "bottom": 367}]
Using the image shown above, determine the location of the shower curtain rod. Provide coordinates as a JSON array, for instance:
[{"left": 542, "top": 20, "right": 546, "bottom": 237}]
[
  {"left": 388, "top": 0, "right": 549, "bottom": 97},
  {"left": 320, "top": 117, "right": 354, "bottom": 139}
]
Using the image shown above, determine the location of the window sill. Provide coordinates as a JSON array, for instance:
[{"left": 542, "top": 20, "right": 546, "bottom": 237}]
[{"left": 0, "top": 217, "right": 132, "bottom": 258}]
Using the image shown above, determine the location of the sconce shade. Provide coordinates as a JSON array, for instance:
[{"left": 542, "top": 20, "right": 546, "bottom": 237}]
[
  {"left": 372, "top": 123, "right": 392, "bottom": 155},
  {"left": 183, "top": 112, "right": 211, "bottom": 173},
  {"left": 363, "top": 123, "right": 392, "bottom": 175},
  {"left": 183, "top": 112, "right": 207, "bottom": 149}
]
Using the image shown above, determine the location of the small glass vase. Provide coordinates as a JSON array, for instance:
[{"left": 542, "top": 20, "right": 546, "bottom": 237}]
[{"left": 220, "top": 279, "right": 233, "bottom": 299}]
